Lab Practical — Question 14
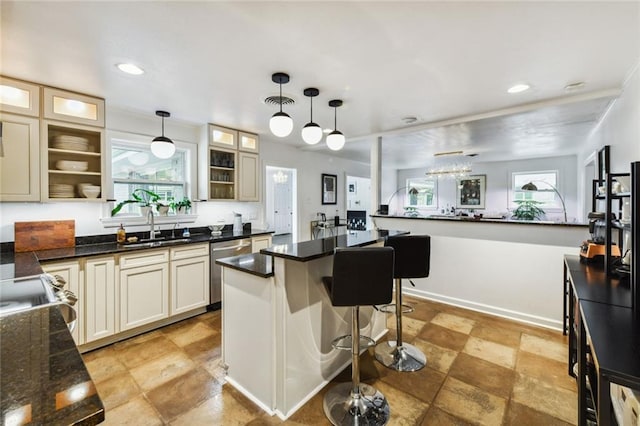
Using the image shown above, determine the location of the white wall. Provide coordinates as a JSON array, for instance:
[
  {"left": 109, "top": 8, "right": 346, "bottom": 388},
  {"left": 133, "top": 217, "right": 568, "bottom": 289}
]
[{"left": 386, "top": 155, "right": 579, "bottom": 222}]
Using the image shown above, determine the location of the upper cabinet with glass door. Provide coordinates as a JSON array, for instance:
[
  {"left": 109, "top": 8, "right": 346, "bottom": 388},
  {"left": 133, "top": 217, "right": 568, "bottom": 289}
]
[
  {"left": 238, "top": 131, "right": 259, "bottom": 153},
  {"left": 208, "top": 124, "right": 237, "bottom": 149},
  {"left": 43, "top": 87, "right": 105, "bottom": 127},
  {"left": 0, "top": 76, "right": 41, "bottom": 117}
]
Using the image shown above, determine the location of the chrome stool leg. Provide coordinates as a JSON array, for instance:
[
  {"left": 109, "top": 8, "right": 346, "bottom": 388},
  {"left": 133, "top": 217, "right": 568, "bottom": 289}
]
[
  {"left": 375, "top": 278, "right": 426, "bottom": 372},
  {"left": 324, "top": 306, "right": 390, "bottom": 425}
]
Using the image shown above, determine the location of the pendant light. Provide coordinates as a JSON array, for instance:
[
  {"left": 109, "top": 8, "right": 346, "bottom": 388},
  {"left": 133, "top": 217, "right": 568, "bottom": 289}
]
[
  {"left": 269, "top": 72, "right": 293, "bottom": 137},
  {"left": 326, "top": 99, "right": 345, "bottom": 151},
  {"left": 150, "top": 110, "right": 175, "bottom": 159},
  {"left": 301, "top": 88, "right": 322, "bottom": 145}
]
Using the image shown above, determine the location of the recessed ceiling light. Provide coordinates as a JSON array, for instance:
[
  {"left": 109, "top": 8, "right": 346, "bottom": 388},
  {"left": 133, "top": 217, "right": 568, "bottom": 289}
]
[
  {"left": 116, "top": 63, "right": 144, "bottom": 75},
  {"left": 564, "top": 81, "right": 586, "bottom": 92},
  {"left": 402, "top": 116, "right": 418, "bottom": 124},
  {"left": 507, "top": 83, "right": 530, "bottom": 94}
]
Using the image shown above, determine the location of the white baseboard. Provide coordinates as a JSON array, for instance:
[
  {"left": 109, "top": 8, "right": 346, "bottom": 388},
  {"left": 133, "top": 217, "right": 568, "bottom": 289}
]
[
  {"left": 225, "top": 376, "right": 275, "bottom": 416},
  {"left": 403, "top": 288, "right": 563, "bottom": 331}
]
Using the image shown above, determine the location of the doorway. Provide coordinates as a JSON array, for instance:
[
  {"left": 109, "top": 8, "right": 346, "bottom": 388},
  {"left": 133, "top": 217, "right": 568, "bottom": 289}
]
[
  {"left": 346, "top": 175, "right": 371, "bottom": 230},
  {"left": 266, "top": 166, "right": 297, "bottom": 241}
]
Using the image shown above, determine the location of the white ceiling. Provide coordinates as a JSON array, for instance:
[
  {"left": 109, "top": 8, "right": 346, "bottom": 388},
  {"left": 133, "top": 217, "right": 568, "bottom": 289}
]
[{"left": 2, "top": 1, "right": 639, "bottom": 169}]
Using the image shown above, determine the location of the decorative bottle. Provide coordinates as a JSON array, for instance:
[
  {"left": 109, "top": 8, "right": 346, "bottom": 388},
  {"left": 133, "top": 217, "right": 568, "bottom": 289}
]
[{"left": 117, "top": 224, "right": 126, "bottom": 243}]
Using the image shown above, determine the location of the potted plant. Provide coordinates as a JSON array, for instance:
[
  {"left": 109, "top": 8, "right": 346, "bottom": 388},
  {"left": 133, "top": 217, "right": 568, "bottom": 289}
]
[
  {"left": 111, "top": 189, "right": 163, "bottom": 216},
  {"left": 511, "top": 199, "right": 545, "bottom": 221},
  {"left": 169, "top": 197, "right": 192, "bottom": 214}
]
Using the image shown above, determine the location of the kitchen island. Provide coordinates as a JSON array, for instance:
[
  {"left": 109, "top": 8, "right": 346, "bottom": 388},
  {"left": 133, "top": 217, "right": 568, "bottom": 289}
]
[
  {"left": 217, "top": 230, "right": 407, "bottom": 420},
  {"left": 371, "top": 215, "right": 589, "bottom": 330}
]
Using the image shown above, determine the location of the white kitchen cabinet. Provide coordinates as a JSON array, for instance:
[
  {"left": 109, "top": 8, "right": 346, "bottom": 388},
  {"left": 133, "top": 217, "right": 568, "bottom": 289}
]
[
  {"left": 238, "top": 131, "right": 259, "bottom": 153},
  {"left": 119, "top": 249, "right": 169, "bottom": 331},
  {"left": 43, "top": 87, "right": 105, "bottom": 127},
  {"left": 0, "top": 113, "right": 40, "bottom": 201},
  {"left": 208, "top": 124, "right": 237, "bottom": 149},
  {"left": 0, "top": 76, "right": 40, "bottom": 117},
  {"left": 85, "top": 256, "right": 116, "bottom": 343},
  {"left": 41, "top": 260, "right": 82, "bottom": 344},
  {"left": 170, "top": 243, "right": 210, "bottom": 315},
  {"left": 251, "top": 235, "right": 272, "bottom": 253},
  {"left": 238, "top": 152, "right": 259, "bottom": 201}
]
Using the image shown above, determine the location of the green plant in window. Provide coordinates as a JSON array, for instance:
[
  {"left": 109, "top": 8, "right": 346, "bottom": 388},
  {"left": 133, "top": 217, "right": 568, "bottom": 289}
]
[
  {"left": 169, "top": 197, "right": 192, "bottom": 214},
  {"left": 111, "top": 189, "right": 162, "bottom": 216},
  {"left": 511, "top": 199, "right": 546, "bottom": 221}
]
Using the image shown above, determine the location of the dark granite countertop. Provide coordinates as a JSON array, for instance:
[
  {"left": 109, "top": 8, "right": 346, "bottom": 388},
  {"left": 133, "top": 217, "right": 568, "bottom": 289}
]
[
  {"left": 0, "top": 251, "right": 43, "bottom": 280},
  {"left": 371, "top": 214, "right": 588, "bottom": 227},
  {"left": 260, "top": 229, "right": 409, "bottom": 262},
  {"left": 0, "top": 306, "right": 105, "bottom": 425},
  {"left": 216, "top": 253, "right": 273, "bottom": 278}
]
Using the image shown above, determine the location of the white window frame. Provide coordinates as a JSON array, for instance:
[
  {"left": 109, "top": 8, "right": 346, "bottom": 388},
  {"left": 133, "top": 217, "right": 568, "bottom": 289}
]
[
  {"left": 101, "top": 130, "right": 198, "bottom": 227},
  {"left": 405, "top": 177, "right": 438, "bottom": 210},
  {"left": 510, "top": 170, "right": 563, "bottom": 211}
]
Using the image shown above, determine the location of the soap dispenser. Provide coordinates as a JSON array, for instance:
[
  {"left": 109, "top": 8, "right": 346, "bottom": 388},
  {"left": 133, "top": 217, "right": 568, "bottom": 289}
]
[{"left": 117, "top": 224, "right": 126, "bottom": 243}]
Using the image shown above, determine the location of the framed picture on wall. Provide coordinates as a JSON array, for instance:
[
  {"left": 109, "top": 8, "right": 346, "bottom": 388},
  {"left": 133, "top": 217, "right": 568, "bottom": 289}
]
[
  {"left": 322, "top": 173, "right": 337, "bottom": 205},
  {"left": 456, "top": 175, "right": 486, "bottom": 209}
]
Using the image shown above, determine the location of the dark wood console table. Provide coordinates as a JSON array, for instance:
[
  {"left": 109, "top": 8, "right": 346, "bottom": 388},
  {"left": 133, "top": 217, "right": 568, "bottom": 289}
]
[{"left": 564, "top": 255, "right": 640, "bottom": 425}]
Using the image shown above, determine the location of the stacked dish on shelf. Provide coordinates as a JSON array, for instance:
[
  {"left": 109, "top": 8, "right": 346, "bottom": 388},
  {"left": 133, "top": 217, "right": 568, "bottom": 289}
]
[
  {"left": 49, "top": 183, "right": 75, "bottom": 198},
  {"left": 77, "top": 183, "right": 101, "bottom": 198},
  {"left": 56, "top": 160, "right": 89, "bottom": 172},
  {"left": 52, "top": 135, "right": 90, "bottom": 152}
]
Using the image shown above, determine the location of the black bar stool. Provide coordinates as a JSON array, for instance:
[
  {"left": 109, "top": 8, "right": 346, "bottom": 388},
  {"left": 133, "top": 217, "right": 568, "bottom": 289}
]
[
  {"left": 375, "top": 235, "right": 431, "bottom": 372},
  {"left": 322, "top": 246, "right": 395, "bottom": 426}
]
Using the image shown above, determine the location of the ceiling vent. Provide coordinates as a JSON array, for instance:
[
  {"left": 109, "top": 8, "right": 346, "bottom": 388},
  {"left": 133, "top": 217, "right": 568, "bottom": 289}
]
[{"left": 264, "top": 95, "right": 295, "bottom": 106}]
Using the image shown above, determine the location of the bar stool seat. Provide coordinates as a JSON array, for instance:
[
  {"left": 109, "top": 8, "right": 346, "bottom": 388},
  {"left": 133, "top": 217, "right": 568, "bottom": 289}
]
[
  {"left": 375, "top": 235, "right": 431, "bottom": 372},
  {"left": 322, "top": 246, "right": 395, "bottom": 426}
]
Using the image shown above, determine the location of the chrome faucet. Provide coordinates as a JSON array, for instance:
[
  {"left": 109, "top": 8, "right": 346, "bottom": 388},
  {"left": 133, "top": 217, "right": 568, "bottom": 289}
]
[
  {"left": 171, "top": 222, "right": 181, "bottom": 239},
  {"left": 147, "top": 208, "right": 159, "bottom": 240}
]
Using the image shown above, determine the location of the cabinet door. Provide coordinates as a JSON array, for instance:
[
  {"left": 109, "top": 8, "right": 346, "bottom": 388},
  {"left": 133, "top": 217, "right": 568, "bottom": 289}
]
[
  {"left": 251, "top": 235, "right": 272, "bottom": 253},
  {"left": 0, "top": 113, "right": 40, "bottom": 201},
  {"left": 43, "top": 87, "right": 105, "bottom": 127},
  {"left": 238, "top": 131, "right": 259, "bottom": 153},
  {"left": 0, "top": 77, "right": 40, "bottom": 117},
  {"left": 209, "top": 124, "right": 237, "bottom": 149},
  {"left": 85, "top": 256, "right": 116, "bottom": 343},
  {"left": 170, "top": 255, "right": 210, "bottom": 315},
  {"left": 41, "top": 260, "right": 82, "bottom": 344},
  {"left": 238, "top": 152, "right": 259, "bottom": 201},
  {"left": 120, "top": 263, "right": 169, "bottom": 331},
  {"left": 208, "top": 147, "right": 237, "bottom": 200}
]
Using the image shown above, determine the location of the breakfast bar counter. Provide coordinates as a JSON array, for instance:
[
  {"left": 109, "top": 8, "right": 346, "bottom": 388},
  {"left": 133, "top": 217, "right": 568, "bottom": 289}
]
[{"left": 218, "top": 230, "right": 406, "bottom": 420}]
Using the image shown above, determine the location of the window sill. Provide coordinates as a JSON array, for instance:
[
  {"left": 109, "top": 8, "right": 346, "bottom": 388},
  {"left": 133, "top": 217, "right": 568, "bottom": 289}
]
[{"left": 101, "top": 214, "right": 197, "bottom": 228}]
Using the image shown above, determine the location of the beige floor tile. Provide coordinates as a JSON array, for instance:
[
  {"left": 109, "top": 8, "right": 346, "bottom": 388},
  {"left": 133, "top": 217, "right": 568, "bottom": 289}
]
[
  {"left": 433, "top": 377, "right": 507, "bottom": 426},
  {"left": 170, "top": 385, "right": 264, "bottom": 426},
  {"left": 431, "top": 313, "right": 476, "bottom": 335},
  {"left": 146, "top": 367, "right": 222, "bottom": 422},
  {"left": 470, "top": 323, "right": 521, "bottom": 348},
  {"left": 183, "top": 332, "right": 222, "bottom": 364},
  {"left": 516, "top": 350, "right": 577, "bottom": 392},
  {"left": 420, "top": 405, "right": 474, "bottom": 426},
  {"left": 102, "top": 395, "right": 163, "bottom": 426},
  {"left": 385, "top": 315, "right": 427, "bottom": 340},
  {"left": 83, "top": 350, "right": 127, "bottom": 383},
  {"left": 373, "top": 381, "right": 430, "bottom": 425},
  {"left": 129, "top": 350, "right": 195, "bottom": 391},
  {"left": 94, "top": 371, "right": 141, "bottom": 410},
  {"left": 411, "top": 337, "right": 459, "bottom": 375},
  {"left": 409, "top": 301, "right": 439, "bottom": 323},
  {"left": 520, "top": 333, "right": 566, "bottom": 363},
  {"left": 512, "top": 373, "right": 577, "bottom": 424},
  {"left": 462, "top": 336, "right": 516, "bottom": 369},
  {"left": 418, "top": 323, "right": 469, "bottom": 352},
  {"left": 448, "top": 353, "right": 515, "bottom": 399},
  {"left": 113, "top": 334, "right": 181, "bottom": 369},
  {"left": 377, "top": 351, "right": 447, "bottom": 404},
  {"left": 163, "top": 320, "right": 217, "bottom": 348},
  {"left": 505, "top": 400, "right": 574, "bottom": 426}
]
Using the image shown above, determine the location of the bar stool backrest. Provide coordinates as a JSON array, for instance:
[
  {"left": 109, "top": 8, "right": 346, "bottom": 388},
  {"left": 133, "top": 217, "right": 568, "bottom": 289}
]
[
  {"left": 327, "top": 247, "right": 394, "bottom": 307},
  {"left": 385, "top": 235, "right": 431, "bottom": 279}
]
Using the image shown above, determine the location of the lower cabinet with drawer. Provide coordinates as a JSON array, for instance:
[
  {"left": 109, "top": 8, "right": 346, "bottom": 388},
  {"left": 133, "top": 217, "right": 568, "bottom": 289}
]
[{"left": 170, "top": 243, "right": 210, "bottom": 315}]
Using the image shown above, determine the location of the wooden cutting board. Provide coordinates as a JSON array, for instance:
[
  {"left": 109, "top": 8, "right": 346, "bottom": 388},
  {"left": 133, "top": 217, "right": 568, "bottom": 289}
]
[{"left": 14, "top": 220, "right": 75, "bottom": 252}]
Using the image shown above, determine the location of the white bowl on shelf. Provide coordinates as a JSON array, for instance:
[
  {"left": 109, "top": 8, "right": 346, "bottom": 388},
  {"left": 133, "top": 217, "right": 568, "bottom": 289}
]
[
  {"left": 56, "top": 160, "right": 88, "bottom": 172},
  {"left": 82, "top": 187, "right": 101, "bottom": 198}
]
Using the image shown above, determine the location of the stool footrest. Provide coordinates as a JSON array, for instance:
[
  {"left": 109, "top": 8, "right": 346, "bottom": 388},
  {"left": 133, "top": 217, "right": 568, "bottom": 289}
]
[
  {"left": 331, "top": 334, "right": 376, "bottom": 351},
  {"left": 377, "top": 303, "right": 415, "bottom": 314}
]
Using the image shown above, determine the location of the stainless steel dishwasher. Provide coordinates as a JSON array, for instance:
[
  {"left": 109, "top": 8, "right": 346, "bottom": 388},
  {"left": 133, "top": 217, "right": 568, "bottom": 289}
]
[{"left": 210, "top": 238, "right": 252, "bottom": 308}]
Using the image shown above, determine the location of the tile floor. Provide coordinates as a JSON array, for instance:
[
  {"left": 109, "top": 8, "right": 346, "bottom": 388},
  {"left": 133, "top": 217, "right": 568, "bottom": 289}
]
[{"left": 82, "top": 296, "right": 577, "bottom": 425}]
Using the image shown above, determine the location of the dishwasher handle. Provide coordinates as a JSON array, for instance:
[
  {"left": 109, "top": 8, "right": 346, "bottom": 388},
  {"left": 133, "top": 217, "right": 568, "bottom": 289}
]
[{"left": 211, "top": 242, "right": 251, "bottom": 252}]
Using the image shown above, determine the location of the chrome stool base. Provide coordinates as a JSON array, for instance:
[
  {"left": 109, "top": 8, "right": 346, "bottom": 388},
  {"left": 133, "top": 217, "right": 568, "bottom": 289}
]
[
  {"left": 323, "top": 382, "right": 390, "bottom": 426},
  {"left": 374, "top": 341, "right": 426, "bottom": 372},
  {"left": 378, "top": 303, "right": 414, "bottom": 314}
]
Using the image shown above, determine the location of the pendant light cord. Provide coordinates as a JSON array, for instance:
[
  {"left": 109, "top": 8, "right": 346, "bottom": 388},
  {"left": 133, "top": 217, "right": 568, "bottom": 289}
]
[
  {"left": 279, "top": 80, "right": 283, "bottom": 114},
  {"left": 161, "top": 116, "right": 165, "bottom": 136},
  {"left": 310, "top": 96, "right": 314, "bottom": 121},
  {"left": 334, "top": 106, "right": 337, "bottom": 130}
]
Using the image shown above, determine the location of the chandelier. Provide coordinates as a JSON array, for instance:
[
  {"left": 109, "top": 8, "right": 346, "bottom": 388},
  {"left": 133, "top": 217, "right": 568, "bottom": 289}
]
[{"left": 425, "top": 151, "right": 473, "bottom": 178}]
